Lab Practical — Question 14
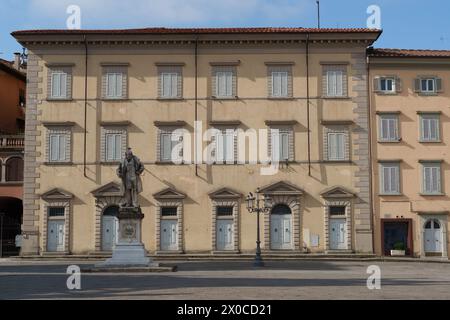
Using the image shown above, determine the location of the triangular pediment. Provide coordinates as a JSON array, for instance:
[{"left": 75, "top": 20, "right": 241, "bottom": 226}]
[
  {"left": 259, "top": 181, "right": 304, "bottom": 196},
  {"left": 320, "top": 186, "right": 355, "bottom": 199},
  {"left": 153, "top": 187, "right": 186, "bottom": 200},
  {"left": 209, "top": 187, "right": 242, "bottom": 199},
  {"left": 91, "top": 182, "right": 122, "bottom": 197},
  {"left": 41, "top": 188, "right": 74, "bottom": 200}
]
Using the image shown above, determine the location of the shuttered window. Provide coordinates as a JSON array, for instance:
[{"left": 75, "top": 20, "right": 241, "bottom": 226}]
[
  {"left": 327, "top": 133, "right": 345, "bottom": 160},
  {"left": 160, "top": 129, "right": 183, "bottom": 163},
  {"left": 105, "top": 73, "right": 123, "bottom": 98},
  {"left": 323, "top": 65, "right": 347, "bottom": 97},
  {"left": 420, "top": 114, "right": 440, "bottom": 142},
  {"left": 271, "top": 72, "right": 288, "bottom": 97},
  {"left": 415, "top": 77, "right": 443, "bottom": 94},
  {"left": 422, "top": 163, "right": 442, "bottom": 194},
  {"left": 216, "top": 71, "right": 233, "bottom": 97},
  {"left": 50, "top": 72, "right": 68, "bottom": 99},
  {"left": 380, "top": 163, "right": 400, "bottom": 194},
  {"left": 379, "top": 114, "right": 399, "bottom": 142},
  {"left": 271, "top": 129, "right": 291, "bottom": 162},
  {"left": 215, "top": 129, "right": 235, "bottom": 164},
  {"left": 49, "top": 134, "right": 67, "bottom": 162},
  {"left": 105, "top": 133, "right": 123, "bottom": 162},
  {"left": 161, "top": 72, "right": 179, "bottom": 98}
]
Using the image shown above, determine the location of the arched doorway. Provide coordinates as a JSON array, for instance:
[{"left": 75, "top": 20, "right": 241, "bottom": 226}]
[
  {"left": 270, "top": 204, "right": 292, "bottom": 250},
  {"left": 0, "top": 197, "right": 23, "bottom": 257},
  {"left": 101, "top": 205, "right": 119, "bottom": 251},
  {"left": 424, "top": 219, "right": 443, "bottom": 255}
]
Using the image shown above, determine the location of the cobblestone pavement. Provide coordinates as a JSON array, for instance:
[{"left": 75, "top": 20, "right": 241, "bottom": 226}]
[{"left": 0, "top": 260, "right": 449, "bottom": 300}]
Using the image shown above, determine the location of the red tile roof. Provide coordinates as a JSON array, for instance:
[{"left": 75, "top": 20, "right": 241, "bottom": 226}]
[
  {"left": 0, "top": 59, "right": 26, "bottom": 80},
  {"left": 12, "top": 27, "right": 381, "bottom": 36},
  {"left": 369, "top": 48, "right": 450, "bottom": 58}
]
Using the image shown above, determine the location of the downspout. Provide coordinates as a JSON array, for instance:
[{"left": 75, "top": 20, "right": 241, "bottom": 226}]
[
  {"left": 367, "top": 53, "right": 375, "bottom": 254},
  {"left": 195, "top": 37, "right": 199, "bottom": 177},
  {"left": 306, "top": 34, "right": 312, "bottom": 176},
  {"left": 83, "top": 35, "right": 88, "bottom": 178}
]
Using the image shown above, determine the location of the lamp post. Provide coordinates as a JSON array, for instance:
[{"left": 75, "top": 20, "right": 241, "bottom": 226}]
[
  {"left": 246, "top": 188, "right": 272, "bottom": 267},
  {"left": 0, "top": 212, "right": 4, "bottom": 258}
]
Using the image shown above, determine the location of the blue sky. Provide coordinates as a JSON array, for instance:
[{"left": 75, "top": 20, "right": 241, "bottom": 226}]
[{"left": 1, "top": 0, "right": 449, "bottom": 60}]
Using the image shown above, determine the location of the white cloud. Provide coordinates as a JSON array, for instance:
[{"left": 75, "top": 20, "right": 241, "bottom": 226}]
[{"left": 28, "top": 0, "right": 311, "bottom": 28}]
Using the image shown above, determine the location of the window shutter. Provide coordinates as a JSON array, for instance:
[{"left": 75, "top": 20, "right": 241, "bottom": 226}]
[
  {"left": 60, "top": 73, "right": 67, "bottom": 98},
  {"left": 172, "top": 73, "right": 178, "bottom": 98},
  {"left": 116, "top": 73, "right": 123, "bottom": 98},
  {"left": 424, "top": 166, "right": 431, "bottom": 193},
  {"left": 395, "top": 77, "right": 402, "bottom": 93},
  {"left": 373, "top": 77, "right": 381, "bottom": 92},
  {"left": 161, "top": 133, "right": 172, "bottom": 161},
  {"left": 51, "top": 73, "right": 60, "bottom": 98},
  {"left": 225, "top": 132, "right": 234, "bottom": 162},
  {"left": 281, "top": 73, "right": 288, "bottom": 97},
  {"left": 216, "top": 132, "right": 225, "bottom": 162},
  {"left": 336, "top": 71, "right": 343, "bottom": 96},
  {"left": 436, "top": 78, "right": 443, "bottom": 93},
  {"left": 414, "top": 78, "right": 421, "bottom": 92},
  {"left": 271, "top": 130, "right": 280, "bottom": 161},
  {"left": 50, "top": 135, "right": 59, "bottom": 161},
  {"left": 280, "top": 133, "right": 289, "bottom": 161},
  {"left": 114, "top": 134, "right": 122, "bottom": 160},
  {"left": 382, "top": 166, "right": 390, "bottom": 193},
  {"left": 272, "top": 72, "right": 281, "bottom": 97}
]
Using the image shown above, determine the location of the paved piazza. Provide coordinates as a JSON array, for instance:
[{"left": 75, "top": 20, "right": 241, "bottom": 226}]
[{"left": 0, "top": 260, "right": 449, "bottom": 300}]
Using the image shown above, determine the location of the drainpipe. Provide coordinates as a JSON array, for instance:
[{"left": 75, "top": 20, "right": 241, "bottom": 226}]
[
  {"left": 194, "top": 37, "right": 199, "bottom": 177},
  {"left": 306, "top": 34, "right": 312, "bottom": 176},
  {"left": 367, "top": 53, "right": 376, "bottom": 254},
  {"left": 83, "top": 35, "right": 89, "bottom": 178}
]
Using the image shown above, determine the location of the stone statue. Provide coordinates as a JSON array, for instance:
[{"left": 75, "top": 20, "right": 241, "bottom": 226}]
[{"left": 117, "top": 148, "right": 144, "bottom": 208}]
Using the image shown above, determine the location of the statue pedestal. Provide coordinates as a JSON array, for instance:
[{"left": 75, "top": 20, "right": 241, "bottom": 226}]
[{"left": 97, "top": 207, "right": 158, "bottom": 268}]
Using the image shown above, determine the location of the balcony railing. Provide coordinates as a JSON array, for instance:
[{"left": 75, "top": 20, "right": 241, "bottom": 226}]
[{"left": 0, "top": 135, "right": 24, "bottom": 149}]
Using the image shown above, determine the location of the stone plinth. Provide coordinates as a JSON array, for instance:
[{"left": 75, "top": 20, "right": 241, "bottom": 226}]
[{"left": 96, "top": 207, "right": 158, "bottom": 268}]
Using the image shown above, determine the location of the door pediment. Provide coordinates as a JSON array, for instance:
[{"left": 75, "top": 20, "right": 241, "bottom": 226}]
[
  {"left": 41, "top": 188, "right": 74, "bottom": 201},
  {"left": 320, "top": 186, "right": 355, "bottom": 199},
  {"left": 91, "top": 182, "right": 122, "bottom": 197},
  {"left": 259, "top": 181, "right": 304, "bottom": 196},
  {"left": 153, "top": 187, "right": 186, "bottom": 200},
  {"left": 209, "top": 187, "right": 242, "bottom": 200}
]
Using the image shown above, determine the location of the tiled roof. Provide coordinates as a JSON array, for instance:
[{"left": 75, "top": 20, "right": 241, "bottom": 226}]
[
  {"left": 369, "top": 48, "right": 450, "bottom": 58},
  {"left": 12, "top": 27, "right": 381, "bottom": 36},
  {"left": 0, "top": 58, "right": 26, "bottom": 80}
]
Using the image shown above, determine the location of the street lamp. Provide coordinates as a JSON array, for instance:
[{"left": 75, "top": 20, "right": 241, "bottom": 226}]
[
  {"left": 0, "top": 212, "right": 4, "bottom": 258},
  {"left": 246, "top": 188, "right": 273, "bottom": 267}
]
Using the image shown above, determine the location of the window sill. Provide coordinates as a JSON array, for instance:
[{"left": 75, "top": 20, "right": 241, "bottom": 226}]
[
  {"left": 155, "top": 161, "right": 185, "bottom": 165},
  {"left": 212, "top": 96, "right": 239, "bottom": 100},
  {"left": 0, "top": 181, "right": 23, "bottom": 186},
  {"left": 267, "top": 97, "right": 295, "bottom": 100},
  {"left": 379, "top": 193, "right": 403, "bottom": 196},
  {"left": 378, "top": 140, "right": 402, "bottom": 144},
  {"left": 375, "top": 91, "right": 398, "bottom": 95},
  {"left": 420, "top": 193, "right": 444, "bottom": 197},
  {"left": 157, "top": 98, "right": 184, "bottom": 101},
  {"left": 101, "top": 98, "right": 129, "bottom": 102},
  {"left": 417, "top": 92, "right": 439, "bottom": 96},
  {"left": 44, "top": 162, "right": 73, "bottom": 166},
  {"left": 323, "top": 160, "right": 352, "bottom": 163},
  {"left": 101, "top": 161, "right": 121, "bottom": 166},
  {"left": 419, "top": 140, "right": 442, "bottom": 144},
  {"left": 46, "top": 98, "right": 73, "bottom": 102},
  {"left": 322, "top": 96, "right": 351, "bottom": 100}
]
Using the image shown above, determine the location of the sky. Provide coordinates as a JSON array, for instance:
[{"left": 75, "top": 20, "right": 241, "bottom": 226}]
[{"left": 1, "top": 0, "right": 449, "bottom": 60}]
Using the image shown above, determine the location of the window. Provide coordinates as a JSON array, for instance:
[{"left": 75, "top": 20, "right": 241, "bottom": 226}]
[
  {"left": 271, "top": 72, "right": 288, "bottom": 97},
  {"left": 105, "top": 72, "right": 123, "bottom": 98},
  {"left": 158, "top": 66, "right": 183, "bottom": 99},
  {"left": 48, "top": 207, "right": 65, "bottom": 217},
  {"left": 380, "top": 162, "right": 400, "bottom": 195},
  {"left": 19, "top": 89, "right": 25, "bottom": 107},
  {"left": 327, "top": 132, "right": 346, "bottom": 161},
  {"left": 379, "top": 114, "right": 399, "bottom": 142},
  {"left": 215, "top": 129, "right": 236, "bottom": 164},
  {"left": 422, "top": 162, "right": 442, "bottom": 195},
  {"left": 217, "top": 206, "right": 233, "bottom": 216},
  {"left": 267, "top": 65, "right": 292, "bottom": 98},
  {"left": 161, "top": 207, "right": 178, "bottom": 217},
  {"left": 380, "top": 77, "right": 395, "bottom": 92},
  {"left": 49, "top": 133, "right": 67, "bottom": 162},
  {"left": 5, "top": 157, "right": 24, "bottom": 182},
  {"left": 50, "top": 71, "right": 68, "bottom": 99},
  {"left": 421, "top": 78, "right": 435, "bottom": 93},
  {"left": 323, "top": 65, "right": 347, "bottom": 97},
  {"left": 420, "top": 114, "right": 440, "bottom": 142},
  {"left": 329, "top": 206, "right": 346, "bottom": 216},
  {"left": 270, "top": 128, "right": 292, "bottom": 162},
  {"left": 415, "top": 77, "right": 442, "bottom": 94},
  {"left": 102, "top": 65, "right": 127, "bottom": 99},
  {"left": 105, "top": 133, "right": 123, "bottom": 162},
  {"left": 101, "top": 127, "right": 126, "bottom": 162},
  {"left": 159, "top": 129, "right": 183, "bottom": 163},
  {"left": 212, "top": 66, "right": 237, "bottom": 98}
]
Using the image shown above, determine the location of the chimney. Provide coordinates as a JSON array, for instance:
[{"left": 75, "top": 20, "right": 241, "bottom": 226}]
[{"left": 13, "top": 52, "right": 21, "bottom": 70}]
